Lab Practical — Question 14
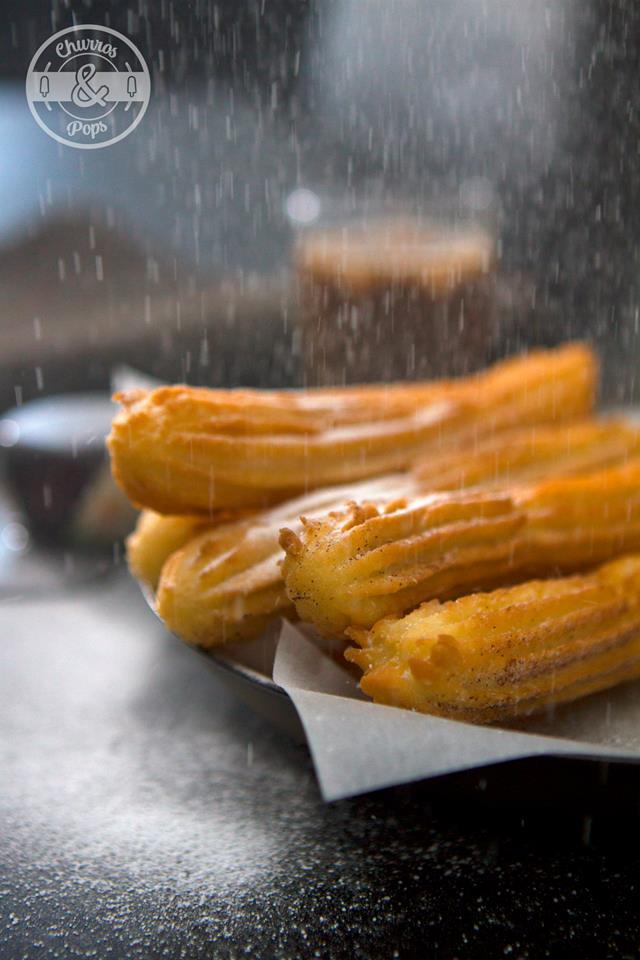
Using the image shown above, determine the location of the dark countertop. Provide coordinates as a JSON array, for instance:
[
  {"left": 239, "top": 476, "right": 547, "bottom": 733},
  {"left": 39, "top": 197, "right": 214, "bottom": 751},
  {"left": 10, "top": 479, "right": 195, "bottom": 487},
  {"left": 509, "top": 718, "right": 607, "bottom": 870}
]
[{"left": 2, "top": 572, "right": 640, "bottom": 959}]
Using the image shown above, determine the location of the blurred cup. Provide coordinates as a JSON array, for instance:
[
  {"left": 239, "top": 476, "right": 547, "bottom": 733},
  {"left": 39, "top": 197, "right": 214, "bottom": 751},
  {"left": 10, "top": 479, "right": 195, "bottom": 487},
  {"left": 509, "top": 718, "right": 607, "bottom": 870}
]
[
  {"left": 0, "top": 393, "right": 135, "bottom": 547},
  {"left": 292, "top": 191, "right": 497, "bottom": 385}
]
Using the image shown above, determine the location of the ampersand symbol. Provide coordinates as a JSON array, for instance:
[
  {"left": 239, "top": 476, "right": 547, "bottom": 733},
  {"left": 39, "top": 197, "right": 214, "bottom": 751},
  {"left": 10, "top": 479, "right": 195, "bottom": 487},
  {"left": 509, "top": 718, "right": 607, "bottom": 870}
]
[{"left": 71, "top": 63, "right": 108, "bottom": 108}]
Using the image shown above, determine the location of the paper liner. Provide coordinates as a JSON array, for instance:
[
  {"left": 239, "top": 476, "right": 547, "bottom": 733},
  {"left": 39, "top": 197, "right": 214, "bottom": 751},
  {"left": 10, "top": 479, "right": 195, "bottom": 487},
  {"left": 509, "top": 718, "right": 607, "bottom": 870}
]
[{"left": 273, "top": 622, "right": 640, "bottom": 801}]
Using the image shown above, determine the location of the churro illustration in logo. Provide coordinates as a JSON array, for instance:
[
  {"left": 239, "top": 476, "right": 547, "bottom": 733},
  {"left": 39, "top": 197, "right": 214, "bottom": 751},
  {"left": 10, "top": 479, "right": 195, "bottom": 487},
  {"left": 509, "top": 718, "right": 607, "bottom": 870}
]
[{"left": 26, "top": 25, "right": 150, "bottom": 149}]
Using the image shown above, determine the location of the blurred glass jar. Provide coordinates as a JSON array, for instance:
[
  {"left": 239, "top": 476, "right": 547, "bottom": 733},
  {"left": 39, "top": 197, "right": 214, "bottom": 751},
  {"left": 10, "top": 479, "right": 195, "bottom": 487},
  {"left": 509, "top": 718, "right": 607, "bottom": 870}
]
[{"left": 292, "top": 193, "right": 497, "bottom": 385}]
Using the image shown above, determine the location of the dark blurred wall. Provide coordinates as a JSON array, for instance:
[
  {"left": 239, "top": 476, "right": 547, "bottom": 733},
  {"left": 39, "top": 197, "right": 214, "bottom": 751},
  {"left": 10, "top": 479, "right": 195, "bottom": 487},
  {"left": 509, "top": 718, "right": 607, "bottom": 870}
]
[
  {"left": 0, "top": 0, "right": 311, "bottom": 90},
  {"left": 1, "top": 0, "right": 640, "bottom": 400}
]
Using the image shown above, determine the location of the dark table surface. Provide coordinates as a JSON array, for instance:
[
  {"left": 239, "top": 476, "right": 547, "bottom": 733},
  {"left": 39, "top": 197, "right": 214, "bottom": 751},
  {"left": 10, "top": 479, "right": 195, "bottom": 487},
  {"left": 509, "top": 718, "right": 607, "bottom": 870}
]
[{"left": 2, "top": 570, "right": 640, "bottom": 960}]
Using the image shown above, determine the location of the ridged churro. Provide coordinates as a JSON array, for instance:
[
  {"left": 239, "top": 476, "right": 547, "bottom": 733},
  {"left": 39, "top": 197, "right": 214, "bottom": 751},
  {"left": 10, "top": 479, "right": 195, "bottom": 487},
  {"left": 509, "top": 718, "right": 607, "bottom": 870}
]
[
  {"left": 154, "top": 420, "right": 640, "bottom": 648},
  {"left": 280, "top": 459, "right": 640, "bottom": 636},
  {"left": 280, "top": 492, "right": 526, "bottom": 636},
  {"left": 127, "top": 511, "right": 217, "bottom": 589},
  {"left": 109, "top": 343, "right": 596, "bottom": 514},
  {"left": 443, "top": 341, "right": 596, "bottom": 435},
  {"left": 515, "top": 459, "right": 640, "bottom": 573},
  {"left": 157, "top": 515, "right": 293, "bottom": 646},
  {"left": 411, "top": 418, "right": 640, "bottom": 491},
  {"left": 155, "top": 475, "right": 409, "bottom": 647},
  {"left": 345, "top": 555, "right": 640, "bottom": 723}
]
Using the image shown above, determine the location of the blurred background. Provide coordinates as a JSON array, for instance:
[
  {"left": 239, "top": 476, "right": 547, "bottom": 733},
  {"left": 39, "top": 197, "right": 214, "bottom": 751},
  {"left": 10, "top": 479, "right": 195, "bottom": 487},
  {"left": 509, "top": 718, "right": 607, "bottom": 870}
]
[
  {"left": 2, "top": 0, "right": 640, "bottom": 395},
  {"left": 1, "top": 0, "right": 640, "bottom": 578}
]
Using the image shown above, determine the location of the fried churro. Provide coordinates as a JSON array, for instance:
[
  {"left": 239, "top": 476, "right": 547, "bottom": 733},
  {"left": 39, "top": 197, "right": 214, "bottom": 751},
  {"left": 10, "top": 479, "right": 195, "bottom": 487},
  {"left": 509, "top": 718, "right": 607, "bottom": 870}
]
[
  {"left": 515, "top": 458, "right": 640, "bottom": 572},
  {"left": 127, "top": 511, "right": 217, "bottom": 589},
  {"left": 109, "top": 343, "right": 596, "bottom": 514},
  {"left": 411, "top": 418, "right": 640, "bottom": 491},
  {"left": 345, "top": 555, "right": 640, "bottom": 723},
  {"left": 155, "top": 475, "right": 409, "bottom": 647},
  {"left": 157, "top": 515, "right": 293, "bottom": 645},
  {"left": 280, "top": 459, "right": 640, "bottom": 636},
  {"left": 154, "top": 421, "right": 640, "bottom": 648},
  {"left": 280, "top": 491, "right": 526, "bottom": 636}
]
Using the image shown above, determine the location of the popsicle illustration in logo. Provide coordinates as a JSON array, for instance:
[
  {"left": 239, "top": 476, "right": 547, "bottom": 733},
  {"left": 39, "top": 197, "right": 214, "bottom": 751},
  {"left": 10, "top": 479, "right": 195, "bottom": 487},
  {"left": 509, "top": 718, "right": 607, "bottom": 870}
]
[{"left": 26, "top": 25, "right": 150, "bottom": 149}]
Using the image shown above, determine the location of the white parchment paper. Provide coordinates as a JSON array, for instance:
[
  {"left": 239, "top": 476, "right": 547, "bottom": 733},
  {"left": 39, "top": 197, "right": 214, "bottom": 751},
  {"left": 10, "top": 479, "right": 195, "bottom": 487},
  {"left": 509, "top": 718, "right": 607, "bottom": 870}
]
[{"left": 272, "top": 622, "right": 640, "bottom": 801}]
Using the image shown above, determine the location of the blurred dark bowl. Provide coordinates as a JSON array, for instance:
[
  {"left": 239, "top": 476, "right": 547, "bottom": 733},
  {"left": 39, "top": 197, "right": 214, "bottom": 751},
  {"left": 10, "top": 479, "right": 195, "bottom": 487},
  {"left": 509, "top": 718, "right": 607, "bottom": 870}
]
[{"left": 0, "top": 392, "right": 116, "bottom": 543}]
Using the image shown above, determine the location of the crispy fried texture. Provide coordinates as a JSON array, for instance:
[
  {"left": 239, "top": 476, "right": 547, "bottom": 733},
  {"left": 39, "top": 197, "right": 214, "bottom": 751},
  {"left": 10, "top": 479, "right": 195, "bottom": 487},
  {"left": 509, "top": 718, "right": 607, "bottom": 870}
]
[
  {"left": 281, "top": 492, "right": 527, "bottom": 636},
  {"left": 126, "top": 511, "right": 218, "bottom": 588},
  {"left": 411, "top": 418, "right": 640, "bottom": 490},
  {"left": 515, "top": 459, "right": 640, "bottom": 572},
  {"left": 154, "top": 419, "right": 640, "bottom": 648},
  {"left": 109, "top": 387, "right": 458, "bottom": 513},
  {"left": 108, "top": 343, "right": 596, "bottom": 514},
  {"left": 446, "top": 341, "right": 596, "bottom": 435},
  {"left": 345, "top": 555, "right": 640, "bottom": 722},
  {"left": 155, "top": 475, "right": 410, "bottom": 647},
  {"left": 281, "top": 459, "right": 640, "bottom": 637},
  {"left": 157, "top": 516, "right": 293, "bottom": 646}
]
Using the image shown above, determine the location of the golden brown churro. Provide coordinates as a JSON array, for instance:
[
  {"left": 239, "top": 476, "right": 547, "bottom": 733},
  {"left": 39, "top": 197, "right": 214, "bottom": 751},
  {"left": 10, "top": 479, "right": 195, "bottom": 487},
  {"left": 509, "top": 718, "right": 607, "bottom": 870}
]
[
  {"left": 444, "top": 341, "right": 596, "bottom": 435},
  {"left": 127, "top": 511, "right": 217, "bottom": 589},
  {"left": 411, "top": 418, "right": 640, "bottom": 491},
  {"left": 345, "top": 555, "right": 640, "bottom": 723},
  {"left": 157, "top": 515, "right": 293, "bottom": 646},
  {"left": 154, "top": 421, "right": 640, "bottom": 648},
  {"left": 280, "top": 492, "right": 526, "bottom": 636},
  {"left": 155, "top": 475, "right": 410, "bottom": 646},
  {"left": 108, "top": 343, "right": 596, "bottom": 514},
  {"left": 515, "top": 459, "right": 640, "bottom": 573},
  {"left": 111, "top": 336, "right": 640, "bottom": 724},
  {"left": 109, "top": 390, "right": 457, "bottom": 513},
  {"left": 280, "top": 459, "right": 640, "bottom": 637}
]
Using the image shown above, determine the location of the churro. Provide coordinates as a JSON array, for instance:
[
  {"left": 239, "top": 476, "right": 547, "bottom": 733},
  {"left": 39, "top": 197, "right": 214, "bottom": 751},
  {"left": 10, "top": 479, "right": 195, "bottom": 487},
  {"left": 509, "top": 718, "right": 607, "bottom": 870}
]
[
  {"left": 346, "top": 555, "right": 640, "bottom": 722},
  {"left": 155, "top": 475, "right": 409, "bottom": 647},
  {"left": 109, "top": 343, "right": 596, "bottom": 514},
  {"left": 127, "top": 511, "right": 217, "bottom": 589},
  {"left": 155, "top": 421, "right": 640, "bottom": 648},
  {"left": 411, "top": 418, "right": 640, "bottom": 491},
  {"left": 280, "top": 459, "right": 640, "bottom": 636}
]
